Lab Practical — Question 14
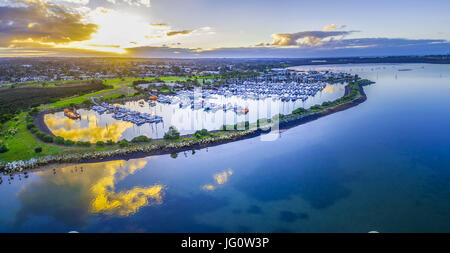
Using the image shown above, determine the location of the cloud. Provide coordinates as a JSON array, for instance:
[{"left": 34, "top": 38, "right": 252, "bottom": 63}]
[
  {"left": 322, "top": 24, "right": 346, "bottom": 31},
  {"left": 0, "top": 0, "right": 98, "bottom": 47},
  {"left": 166, "top": 30, "right": 193, "bottom": 36},
  {"left": 57, "top": 0, "right": 90, "bottom": 5},
  {"left": 202, "top": 169, "right": 233, "bottom": 191},
  {"left": 150, "top": 23, "right": 168, "bottom": 27},
  {"left": 4, "top": 37, "right": 449, "bottom": 58},
  {"left": 125, "top": 38, "right": 450, "bottom": 58},
  {"left": 106, "top": 0, "right": 150, "bottom": 8},
  {"left": 271, "top": 30, "right": 354, "bottom": 47}
]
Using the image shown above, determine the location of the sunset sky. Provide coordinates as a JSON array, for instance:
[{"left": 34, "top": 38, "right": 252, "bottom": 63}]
[{"left": 1, "top": 0, "right": 450, "bottom": 57}]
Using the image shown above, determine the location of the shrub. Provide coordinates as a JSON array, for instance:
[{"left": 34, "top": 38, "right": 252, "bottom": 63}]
[
  {"left": 29, "top": 107, "right": 40, "bottom": 117},
  {"left": 64, "top": 139, "right": 75, "bottom": 146},
  {"left": 35, "top": 131, "right": 54, "bottom": 143},
  {"left": 54, "top": 136, "right": 65, "bottom": 144},
  {"left": 0, "top": 144, "right": 8, "bottom": 153},
  {"left": 96, "top": 141, "right": 105, "bottom": 147},
  {"left": 42, "top": 135, "right": 54, "bottom": 143},
  {"left": 26, "top": 123, "right": 35, "bottom": 130},
  {"left": 164, "top": 126, "right": 180, "bottom": 140},
  {"left": 34, "top": 147, "right": 42, "bottom": 153},
  {"left": 195, "top": 132, "right": 202, "bottom": 138},
  {"left": 7, "top": 128, "right": 18, "bottom": 136},
  {"left": 292, "top": 107, "right": 308, "bottom": 115},
  {"left": 195, "top": 129, "right": 208, "bottom": 136},
  {"left": 76, "top": 141, "right": 91, "bottom": 147},
  {"left": 36, "top": 131, "right": 45, "bottom": 139},
  {"left": 131, "top": 135, "right": 151, "bottom": 143},
  {"left": 118, "top": 139, "right": 129, "bottom": 147},
  {"left": 106, "top": 140, "right": 115, "bottom": 145}
]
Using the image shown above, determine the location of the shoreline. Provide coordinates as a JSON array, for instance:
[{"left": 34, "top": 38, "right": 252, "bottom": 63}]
[
  {"left": 1, "top": 80, "right": 372, "bottom": 173},
  {"left": 80, "top": 83, "right": 368, "bottom": 165},
  {"left": 34, "top": 111, "right": 55, "bottom": 137}
]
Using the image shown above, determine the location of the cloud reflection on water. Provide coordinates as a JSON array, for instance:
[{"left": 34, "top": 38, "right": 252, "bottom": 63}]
[
  {"left": 202, "top": 169, "right": 233, "bottom": 191},
  {"left": 44, "top": 113, "right": 133, "bottom": 142},
  {"left": 14, "top": 159, "right": 163, "bottom": 228}
]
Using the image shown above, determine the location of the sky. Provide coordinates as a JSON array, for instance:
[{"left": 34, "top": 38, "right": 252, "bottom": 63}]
[{"left": 0, "top": 0, "right": 450, "bottom": 58}]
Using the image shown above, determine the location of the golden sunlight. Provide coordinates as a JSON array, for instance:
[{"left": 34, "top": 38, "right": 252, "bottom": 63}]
[
  {"left": 69, "top": 8, "right": 169, "bottom": 54},
  {"left": 202, "top": 169, "right": 233, "bottom": 191},
  {"left": 30, "top": 159, "right": 164, "bottom": 217},
  {"left": 44, "top": 113, "right": 134, "bottom": 142}
]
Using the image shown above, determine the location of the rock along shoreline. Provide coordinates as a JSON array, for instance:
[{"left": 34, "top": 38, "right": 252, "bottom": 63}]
[{"left": 0, "top": 81, "right": 372, "bottom": 174}]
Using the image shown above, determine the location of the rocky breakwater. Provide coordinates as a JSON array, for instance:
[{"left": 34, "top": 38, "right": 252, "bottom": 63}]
[
  {"left": 0, "top": 129, "right": 258, "bottom": 173},
  {"left": 1, "top": 79, "right": 374, "bottom": 173},
  {"left": 277, "top": 79, "right": 373, "bottom": 130}
]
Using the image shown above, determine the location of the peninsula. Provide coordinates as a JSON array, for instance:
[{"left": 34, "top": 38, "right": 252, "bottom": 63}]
[{"left": 0, "top": 57, "right": 374, "bottom": 173}]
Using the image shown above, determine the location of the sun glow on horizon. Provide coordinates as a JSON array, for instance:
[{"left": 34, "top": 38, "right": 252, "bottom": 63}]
[{"left": 68, "top": 8, "right": 168, "bottom": 54}]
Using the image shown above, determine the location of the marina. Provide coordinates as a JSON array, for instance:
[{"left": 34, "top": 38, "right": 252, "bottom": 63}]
[
  {"left": 46, "top": 76, "right": 346, "bottom": 142},
  {"left": 0, "top": 0, "right": 449, "bottom": 237},
  {"left": 3, "top": 64, "right": 450, "bottom": 233},
  {"left": 90, "top": 102, "right": 163, "bottom": 125}
]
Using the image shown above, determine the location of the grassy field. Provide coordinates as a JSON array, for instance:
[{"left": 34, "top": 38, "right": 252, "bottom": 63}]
[
  {"left": 0, "top": 80, "right": 108, "bottom": 121},
  {"left": 46, "top": 76, "right": 217, "bottom": 109},
  {"left": 0, "top": 112, "right": 131, "bottom": 162},
  {"left": 2, "top": 80, "right": 88, "bottom": 88},
  {"left": 0, "top": 113, "right": 65, "bottom": 161},
  {"left": 47, "top": 78, "right": 134, "bottom": 108},
  {"left": 0, "top": 74, "right": 254, "bottom": 163}
]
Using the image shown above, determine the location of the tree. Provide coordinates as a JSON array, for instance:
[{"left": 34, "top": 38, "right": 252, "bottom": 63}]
[
  {"left": 54, "top": 136, "right": 65, "bottom": 144},
  {"left": 195, "top": 129, "right": 208, "bottom": 137},
  {"left": 0, "top": 144, "right": 8, "bottom": 153},
  {"left": 131, "top": 135, "right": 151, "bottom": 143},
  {"left": 96, "top": 141, "right": 105, "bottom": 147},
  {"left": 118, "top": 139, "right": 129, "bottom": 147},
  {"left": 164, "top": 126, "right": 180, "bottom": 140}
]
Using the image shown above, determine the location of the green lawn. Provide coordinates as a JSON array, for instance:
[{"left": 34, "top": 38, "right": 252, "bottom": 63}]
[
  {"left": 0, "top": 113, "right": 65, "bottom": 162},
  {"left": 47, "top": 78, "right": 135, "bottom": 108},
  {"left": 0, "top": 112, "right": 125, "bottom": 162}
]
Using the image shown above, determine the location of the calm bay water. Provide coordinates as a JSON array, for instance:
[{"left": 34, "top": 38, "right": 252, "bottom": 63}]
[
  {"left": 44, "top": 83, "right": 345, "bottom": 142},
  {"left": 1, "top": 63, "right": 450, "bottom": 232}
]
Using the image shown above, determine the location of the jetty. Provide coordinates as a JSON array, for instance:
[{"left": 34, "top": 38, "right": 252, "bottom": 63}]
[{"left": 90, "top": 100, "right": 163, "bottom": 125}]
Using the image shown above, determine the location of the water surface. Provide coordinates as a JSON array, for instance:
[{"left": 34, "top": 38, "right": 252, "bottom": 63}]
[
  {"left": 1, "top": 63, "right": 450, "bottom": 232},
  {"left": 44, "top": 83, "right": 345, "bottom": 142}
]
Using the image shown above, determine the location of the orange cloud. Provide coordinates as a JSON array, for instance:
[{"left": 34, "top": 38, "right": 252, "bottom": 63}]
[
  {"left": 0, "top": 0, "right": 98, "bottom": 47},
  {"left": 166, "top": 30, "right": 193, "bottom": 37}
]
